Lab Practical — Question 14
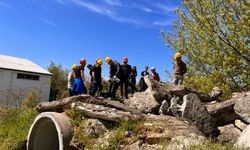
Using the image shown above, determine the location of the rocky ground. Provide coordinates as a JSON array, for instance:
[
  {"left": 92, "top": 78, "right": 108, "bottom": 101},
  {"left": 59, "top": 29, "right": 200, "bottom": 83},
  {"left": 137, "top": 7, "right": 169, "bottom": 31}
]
[{"left": 35, "top": 75, "right": 250, "bottom": 150}]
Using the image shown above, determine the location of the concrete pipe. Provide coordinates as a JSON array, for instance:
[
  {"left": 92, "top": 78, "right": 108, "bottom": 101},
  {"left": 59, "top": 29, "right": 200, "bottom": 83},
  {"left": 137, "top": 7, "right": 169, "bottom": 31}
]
[{"left": 27, "top": 112, "right": 74, "bottom": 150}]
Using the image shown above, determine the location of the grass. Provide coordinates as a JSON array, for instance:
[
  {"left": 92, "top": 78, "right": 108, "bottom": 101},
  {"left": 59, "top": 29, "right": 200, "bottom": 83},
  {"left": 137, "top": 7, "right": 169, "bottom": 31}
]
[{"left": 0, "top": 107, "right": 38, "bottom": 150}]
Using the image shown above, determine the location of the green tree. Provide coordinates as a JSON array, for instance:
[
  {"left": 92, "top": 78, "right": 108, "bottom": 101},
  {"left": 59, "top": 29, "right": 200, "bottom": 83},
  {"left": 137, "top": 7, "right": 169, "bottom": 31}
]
[
  {"left": 48, "top": 62, "right": 69, "bottom": 100},
  {"left": 162, "top": 0, "right": 250, "bottom": 99}
]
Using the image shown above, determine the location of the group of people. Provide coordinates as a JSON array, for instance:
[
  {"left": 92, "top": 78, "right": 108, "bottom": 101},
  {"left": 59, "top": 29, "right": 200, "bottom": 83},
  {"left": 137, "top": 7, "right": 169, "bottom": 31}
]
[{"left": 67, "top": 52, "right": 187, "bottom": 100}]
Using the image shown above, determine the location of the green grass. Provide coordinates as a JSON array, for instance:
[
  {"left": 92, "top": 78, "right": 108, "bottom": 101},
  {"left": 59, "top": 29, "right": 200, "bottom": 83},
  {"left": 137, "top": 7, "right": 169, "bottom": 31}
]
[{"left": 0, "top": 108, "right": 38, "bottom": 150}]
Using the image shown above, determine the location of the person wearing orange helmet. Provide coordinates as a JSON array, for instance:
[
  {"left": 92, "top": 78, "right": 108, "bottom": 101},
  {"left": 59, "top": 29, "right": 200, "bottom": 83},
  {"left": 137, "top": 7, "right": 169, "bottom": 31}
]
[
  {"left": 90, "top": 58, "right": 103, "bottom": 96},
  {"left": 72, "top": 58, "right": 87, "bottom": 95},
  {"left": 120, "top": 57, "right": 131, "bottom": 99},
  {"left": 173, "top": 52, "right": 187, "bottom": 85}
]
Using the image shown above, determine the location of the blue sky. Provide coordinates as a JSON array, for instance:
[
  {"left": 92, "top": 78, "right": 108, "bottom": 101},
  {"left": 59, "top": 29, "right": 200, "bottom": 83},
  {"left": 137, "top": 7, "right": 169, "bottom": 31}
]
[{"left": 0, "top": 0, "right": 182, "bottom": 81}]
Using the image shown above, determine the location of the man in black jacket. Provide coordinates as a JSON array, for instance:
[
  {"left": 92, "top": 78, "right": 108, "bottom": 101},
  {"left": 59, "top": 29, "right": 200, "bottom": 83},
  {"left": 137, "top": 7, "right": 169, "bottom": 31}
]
[
  {"left": 120, "top": 57, "right": 131, "bottom": 99},
  {"left": 105, "top": 57, "right": 122, "bottom": 99},
  {"left": 90, "top": 59, "right": 103, "bottom": 96}
]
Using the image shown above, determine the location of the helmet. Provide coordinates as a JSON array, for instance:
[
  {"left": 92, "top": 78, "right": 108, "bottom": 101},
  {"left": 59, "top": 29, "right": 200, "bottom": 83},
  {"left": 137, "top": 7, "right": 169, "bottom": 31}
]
[
  {"left": 72, "top": 64, "right": 77, "bottom": 69},
  {"left": 96, "top": 57, "right": 100, "bottom": 62},
  {"left": 105, "top": 57, "right": 112, "bottom": 64},
  {"left": 80, "top": 59, "right": 86, "bottom": 64},
  {"left": 151, "top": 67, "right": 155, "bottom": 70},
  {"left": 97, "top": 59, "right": 103, "bottom": 65},
  {"left": 174, "top": 52, "right": 181, "bottom": 59},
  {"left": 122, "top": 57, "right": 128, "bottom": 63}
]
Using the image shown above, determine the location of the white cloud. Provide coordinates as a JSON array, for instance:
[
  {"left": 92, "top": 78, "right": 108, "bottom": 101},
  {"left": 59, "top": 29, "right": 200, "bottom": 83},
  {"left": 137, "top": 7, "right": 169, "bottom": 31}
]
[
  {"left": 102, "top": 0, "right": 123, "bottom": 7},
  {"left": 71, "top": 0, "right": 147, "bottom": 27},
  {"left": 42, "top": 19, "right": 57, "bottom": 26},
  {"left": 153, "top": 3, "right": 177, "bottom": 13},
  {"left": 153, "top": 20, "right": 172, "bottom": 26},
  {"left": 0, "top": 1, "right": 11, "bottom": 8}
]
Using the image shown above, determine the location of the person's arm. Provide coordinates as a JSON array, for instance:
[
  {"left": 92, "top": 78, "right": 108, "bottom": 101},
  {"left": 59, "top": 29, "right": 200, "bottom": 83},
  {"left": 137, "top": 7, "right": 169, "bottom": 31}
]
[
  {"left": 81, "top": 69, "right": 85, "bottom": 81},
  {"left": 128, "top": 65, "right": 132, "bottom": 79},
  {"left": 115, "top": 62, "right": 121, "bottom": 77}
]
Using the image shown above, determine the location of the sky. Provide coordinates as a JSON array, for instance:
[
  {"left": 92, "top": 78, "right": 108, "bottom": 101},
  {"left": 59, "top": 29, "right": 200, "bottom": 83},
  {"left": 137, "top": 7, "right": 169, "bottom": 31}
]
[{"left": 0, "top": 0, "right": 182, "bottom": 81}]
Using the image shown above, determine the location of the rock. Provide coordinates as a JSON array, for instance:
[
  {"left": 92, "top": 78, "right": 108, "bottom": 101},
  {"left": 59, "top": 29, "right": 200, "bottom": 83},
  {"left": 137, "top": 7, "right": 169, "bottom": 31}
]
[
  {"left": 181, "top": 93, "right": 220, "bottom": 138},
  {"left": 144, "top": 75, "right": 170, "bottom": 102},
  {"left": 143, "top": 114, "right": 202, "bottom": 144},
  {"left": 234, "top": 93, "right": 250, "bottom": 123},
  {"left": 209, "top": 87, "right": 222, "bottom": 100},
  {"left": 159, "top": 100, "right": 172, "bottom": 116},
  {"left": 169, "top": 85, "right": 190, "bottom": 97},
  {"left": 124, "top": 92, "right": 160, "bottom": 114},
  {"left": 234, "top": 119, "right": 248, "bottom": 131},
  {"left": 217, "top": 124, "right": 241, "bottom": 143},
  {"left": 84, "top": 119, "right": 107, "bottom": 138},
  {"left": 72, "top": 102, "right": 144, "bottom": 122},
  {"left": 206, "top": 98, "right": 240, "bottom": 126},
  {"left": 124, "top": 141, "right": 142, "bottom": 150},
  {"left": 236, "top": 124, "right": 250, "bottom": 149}
]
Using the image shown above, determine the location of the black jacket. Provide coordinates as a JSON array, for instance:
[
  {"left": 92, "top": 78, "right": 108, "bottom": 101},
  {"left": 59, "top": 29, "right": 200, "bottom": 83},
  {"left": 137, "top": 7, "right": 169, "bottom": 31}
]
[{"left": 110, "top": 60, "right": 122, "bottom": 79}]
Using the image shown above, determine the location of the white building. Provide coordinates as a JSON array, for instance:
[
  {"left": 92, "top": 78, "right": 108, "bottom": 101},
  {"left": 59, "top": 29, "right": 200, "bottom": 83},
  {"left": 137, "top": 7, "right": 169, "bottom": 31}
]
[{"left": 0, "top": 54, "right": 52, "bottom": 107}]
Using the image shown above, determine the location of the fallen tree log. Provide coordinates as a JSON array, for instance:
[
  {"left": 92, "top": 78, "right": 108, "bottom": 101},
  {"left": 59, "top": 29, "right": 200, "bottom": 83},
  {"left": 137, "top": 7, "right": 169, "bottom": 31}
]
[
  {"left": 71, "top": 102, "right": 145, "bottom": 122},
  {"left": 36, "top": 95, "right": 141, "bottom": 114}
]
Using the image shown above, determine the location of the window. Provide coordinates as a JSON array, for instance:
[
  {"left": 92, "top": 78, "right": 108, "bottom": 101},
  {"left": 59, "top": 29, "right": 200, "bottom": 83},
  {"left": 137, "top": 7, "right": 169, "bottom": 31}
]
[{"left": 17, "top": 73, "right": 40, "bottom": 81}]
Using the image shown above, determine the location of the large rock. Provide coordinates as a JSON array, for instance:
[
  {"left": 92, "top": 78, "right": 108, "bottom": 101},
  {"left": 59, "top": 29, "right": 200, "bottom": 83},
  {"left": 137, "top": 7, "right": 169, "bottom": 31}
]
[
  {"left": 144, "top": 75, "right": 170, "bottom": 102},
  {"left": 217, "top": 124, "right": 241, "bottom": 143},
  {"left": 144, "top": 115, "right": 202, "bottom": 144},
  {"left": 71, "top": 102, "right": 144, "bottom": 122},
  {"left": 236, "top": 124, "right": 250, "bottom": 149},
  {"left": 124, "top": 92, "right": 160, "bottom": 114},
  {"left": 84, "top": 119, "right": 108, "bottom": 138},
  {"left": 234, "top": 93, "right": 250, "bottom": 123},
  {"left": 234, "top": 119, "right": 248, "bottom": 131},
  {"left": 181, "top": 93, "right": 220, "bottom": 138},
  {"left": 206, "top": 98, "right": 240, "bottom": 126}
]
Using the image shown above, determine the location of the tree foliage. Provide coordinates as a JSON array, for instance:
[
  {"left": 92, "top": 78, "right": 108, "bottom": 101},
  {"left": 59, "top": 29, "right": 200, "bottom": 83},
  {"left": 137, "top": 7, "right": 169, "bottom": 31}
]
[
  {"left": 48, "top": 62, "right": 69, "bottom": 100},
  {"left": 162, "top": 0, "right": 250, "bottom": 98}
]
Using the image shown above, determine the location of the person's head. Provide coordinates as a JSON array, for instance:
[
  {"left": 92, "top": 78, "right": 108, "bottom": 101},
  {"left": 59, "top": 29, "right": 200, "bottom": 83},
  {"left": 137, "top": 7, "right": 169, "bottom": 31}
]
[
  {"left": 96, "top": 57, "right": 100, "bottom": 63},
  {"left": 105, "top": 57, "right": 113, "bottom": 65},
  {"left": 87, "top": 64, "right": 92, "bottom": 70},
  {"left": 151, "top": 67, "right": 156, "bottom": 73},
  {"left": 131, "top": 66, "right": 136, "bottom": 71},
  {"left": 80, "top": 58, "right": 87, "bottom": 67},
  {"left": 72, "top": 64, "right": 77, "bottom": 71},
  {"left": 144, "top": 66, "right": 148, "bottom": 72},
  {"left": 175, "top": 52, "right": 182, "bottom": 61},
  {"left": 96, "top": 59, "right": 103, "bottom": 67},
  {"left": 122, "top": 57, "right": 128, "bottom": 64}
]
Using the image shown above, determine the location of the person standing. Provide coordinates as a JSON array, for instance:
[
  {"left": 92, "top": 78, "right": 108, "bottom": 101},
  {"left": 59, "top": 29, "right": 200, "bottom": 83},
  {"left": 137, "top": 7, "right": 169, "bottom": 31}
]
[
  {"left": 120, "top": 57, "right": 131, "bottom": 99},
  {"left": 129, "top": 66, "right": 137, "bottom": 94},
  {"left": 173, "top": 52, "right": 187, "bottom": 85},
  {"left": 90, "top": 59, "right": 103, "bottom": 96},
  {"left": 105, "top": 57, "right": 122, "bottom": 99},
  {"left": 68, "top": 64, "right": 77, "bottom": 96},
  {"left": 139, "top": 66, "right": 149, "bottom": 92},
  {"left": 150, "top": 67, "right": 160, "bottom": 82},
  {"left": 72, "top": 59, "right": 86, "bottom": 95}
]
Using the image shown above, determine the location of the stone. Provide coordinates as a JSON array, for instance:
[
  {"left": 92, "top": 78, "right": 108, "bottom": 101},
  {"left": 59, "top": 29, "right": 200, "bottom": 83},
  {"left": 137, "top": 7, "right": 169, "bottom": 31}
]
[
  {"left": 143, "top": 114, "right": 202, "bottom": 144},
  {"left": 234, "top": 93, "right": 250, "bottom": 123},
  {"left": 181, "top": 93, "right": 220, "bottom": 138},
  {"left": 209, "top": 87, "right": 223, "bottom": 100},
  {"left": 124, "top": 92, "right": 160, "bottom": 114},
  {"left": 206, "top": 98, "right": 240, "bottom": 126},
  {"left": 169, "top": 85, "right": 190, "bottom": 97},
  {"left": 159, "top": 100, "right": 172, "bottom": 116},
  {"left": 72, "top": 102, "right": 144, "bottom": 122},
  {"left": 234, "top": 119, "right": 248, "bottom": 131},
  {"left": 84, "top": 119, "right": 108, "bottom": 138},
  {"left": 236, "top": 124, "right": 250, "bottom": 149},
  {"left": 217, "top": 124, "right": 241, "bottom": 143},
  {"left": 144, "top": 75, "right": 170, "bottom": 102}
]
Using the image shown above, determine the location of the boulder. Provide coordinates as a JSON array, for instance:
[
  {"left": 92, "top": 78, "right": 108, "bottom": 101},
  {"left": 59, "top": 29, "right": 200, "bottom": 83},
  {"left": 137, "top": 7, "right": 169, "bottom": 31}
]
[
  {"left": 144, "top": 75, "right": 170, "bottom": 102},
  {"left": 234, "top": 93, "right": 250, "bottom": 123},
  {"left": 181, "top": 93, "right": 220, "bottom": 138},
  {"left": 209, "top": 87, "right": 223, "bottom": 100},
  {"left": 71, "top": 102, "right": 144, "bottom": 122},
  {"left": 217, "top": 124, "right": 241, "bottom": 143},
  {"left": 234, "top": 119, "right": 248, "bottom": 131},
  {"left": 236, "top": 124, "right": 250, "bottom": 149},
  {"left": 124, "top": 92, "right": 160, "bottom": 114},
  {"left": 144, "top": 114, "right": 202, "bottom": 144},
  {"left": 206, "top": 98, "right": 240, "bottom": 126},
  {"left": 159, "top": 100, "right": 172, "bottom": 116},
  {"left": 84, "top": 119, "right": 108, "bottom": 138}
]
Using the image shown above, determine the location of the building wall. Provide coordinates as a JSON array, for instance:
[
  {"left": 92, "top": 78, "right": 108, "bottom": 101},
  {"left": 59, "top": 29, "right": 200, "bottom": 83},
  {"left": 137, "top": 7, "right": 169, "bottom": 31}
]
[{"left": 0, "top": 69, "right": 51, "bottom": 107}]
